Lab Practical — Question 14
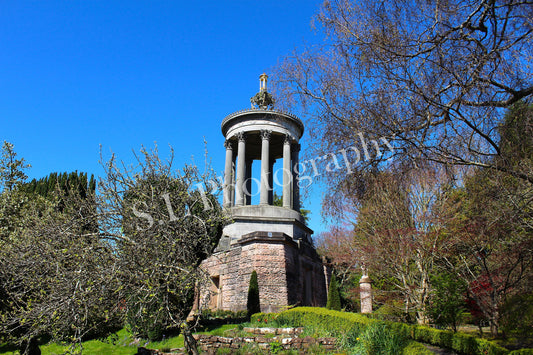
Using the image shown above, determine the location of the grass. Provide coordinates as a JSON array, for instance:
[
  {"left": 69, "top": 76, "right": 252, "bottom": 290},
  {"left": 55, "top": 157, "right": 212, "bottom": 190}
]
[
  {"left": 0, "top": 328, "right": 184, "bottom": 355},
  {"left": 195, "top": 323, "right": 240, "bottom": 337},
  {"left": 0, "top": 324, "right": 248, "bottom": 354}
]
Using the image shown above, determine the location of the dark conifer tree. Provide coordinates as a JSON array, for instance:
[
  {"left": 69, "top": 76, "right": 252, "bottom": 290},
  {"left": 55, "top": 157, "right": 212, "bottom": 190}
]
[
  {"left": 247, "top": 270, "right": 260, "bottom": 318},
  {"left": 326, "top": 273, "right": 341, "bottom": 311}
]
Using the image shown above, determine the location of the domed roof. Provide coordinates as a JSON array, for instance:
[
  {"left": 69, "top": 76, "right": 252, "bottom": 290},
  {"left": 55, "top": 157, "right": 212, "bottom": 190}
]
[{"left": 221, "top": 108, "right": 304, "bottom": 137}]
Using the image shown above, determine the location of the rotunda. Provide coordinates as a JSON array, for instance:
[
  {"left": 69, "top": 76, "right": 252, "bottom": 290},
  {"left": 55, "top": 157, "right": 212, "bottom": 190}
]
[
  {"left": 200, "top": 75, "right": 327, "bottom": 313},
  {"left": 219, "top": 74, "right": 312, "bottom": 246}
]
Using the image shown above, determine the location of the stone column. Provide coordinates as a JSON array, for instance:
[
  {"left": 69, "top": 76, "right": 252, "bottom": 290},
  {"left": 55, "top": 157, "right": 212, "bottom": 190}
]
[
  {"left": 360, "top": 267, "right": 372, "bottom": 314},
  {"left": 231, "top": 156, "right": 236, "bottom": 206},
  {"left": 245, "top": 159, "right": 253, "bottom": 205},
  {"left": 223, "top": 140, "right": 233, "bottom": 208},
  {"left": 268, "top": 159, "right": 275, "bottom": 205},
  {"left": 260, "top": 130, "right": 271, "bottom": 205},
  {"left": 235, "top": 132, "right": 246, "bottom": 206},
  {"left": 292, "top": 143, "right": 300, "bottom": 211},
  {"left": 283, "top": 134, "right": 292, "bottom": 208}
]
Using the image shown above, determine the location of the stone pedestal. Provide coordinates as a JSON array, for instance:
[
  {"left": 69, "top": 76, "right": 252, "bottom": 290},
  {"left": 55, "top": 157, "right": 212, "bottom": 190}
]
[
  {"left": 201, "top": 232, "right": 327, "bottom": 312},
  {"left": 359, "top": 275, "right": 372, "bottom": 314}
]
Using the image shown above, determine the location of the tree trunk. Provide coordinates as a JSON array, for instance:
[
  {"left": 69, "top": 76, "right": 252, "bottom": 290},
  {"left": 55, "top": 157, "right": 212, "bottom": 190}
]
[
  {"left": 20, "top": 337, "right": 41, "bottom": 355},
  {"left": 183, "top": 324, "right": 199, "bottom": 355},
  {"left": 490, "top": 310, "right": 499, "bottom": 338}
]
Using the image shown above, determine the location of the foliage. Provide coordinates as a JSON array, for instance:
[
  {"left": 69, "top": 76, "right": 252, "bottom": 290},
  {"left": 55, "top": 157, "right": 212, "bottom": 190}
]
[
  {"left": 253, "top": 307, "right": 511, "bottom": 354},
  {"left": 500, "top": 293, "right": 533, "bottom": 342},
  {"left": 0, "top": 181, "right": 121, "bottom": 353},
  {"left": 0, "top": 141, "right": 30, "bottom": 192},
  {"left": 353, "top": 167, "right": 453, "bottom": 324},
  {"left": 200, "top": 309, "right": 248, "bottom": 321},
  {"left": 269, "top": 340, "right": 283, "bottom": 354},
  {"left": 402, "top": 341, "right": 434, "bottom": 355},
  {"left": 352, "top": 322, "right": 409, "bottom": 355},
  {"left": 314, "top": 104, "right": 532, "bottom": 336},
  {"left": 274, "top": 0, "right": 533, "bottom": 186},
  {"left": 411, "top": 324, "right": 509, "bottom": 355},
  {"left": 0, "top": 144, "right": 229, "bottom": 353},
  {"left": 326, "top": 273, "right": 341, "bottom": 311},
  {"left": 370, "top": 302, "right": 407, "bottom": 323},
  {"left": 275, "top": 0, "right": 533, "bottom": 333},
  {"left": 427, "top": 270, "right": 468, "bottom": 332},
  {"left": 22, "top": 171, "right": 96, "bottom": 200},
  {"left": 252, "top": 307, "right": 374, "bottom": 342},
  {"left": 247, "top": 271, "right": 261, "bottom": 319},
  {"left": 441, "top": 159, "right": 533, "bottom": 335},
  {"left": 316, "top": 227, "right": 362, "bottom": 311},
  {"left": 509, "top": 350, "right": 533, "bottom": 355},
  {"left": 0, "top": 327, "right": 185, "bottom": 355},
  {"left": 104, "top": 146, "right": 228, "bottom": 344}
]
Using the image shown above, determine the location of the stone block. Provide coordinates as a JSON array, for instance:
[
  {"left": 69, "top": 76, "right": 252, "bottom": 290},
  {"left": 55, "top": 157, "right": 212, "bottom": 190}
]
[{"left": 217, "top": 336, "right": 232, "bottom": 344}]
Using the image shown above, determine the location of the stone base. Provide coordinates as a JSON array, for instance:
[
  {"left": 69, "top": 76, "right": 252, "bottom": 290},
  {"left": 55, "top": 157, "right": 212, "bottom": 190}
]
[
  {"left": 200, "top": 231, "right": 327, "bottom": 313},
  {"left": 218, "top": 206, "right": 314, "bottom": 249}
]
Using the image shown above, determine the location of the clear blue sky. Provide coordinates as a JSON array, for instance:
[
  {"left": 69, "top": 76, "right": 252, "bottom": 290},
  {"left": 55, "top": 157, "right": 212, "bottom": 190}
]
[{"left": 1, "top": 0, "right": 328, "bottom": 235}]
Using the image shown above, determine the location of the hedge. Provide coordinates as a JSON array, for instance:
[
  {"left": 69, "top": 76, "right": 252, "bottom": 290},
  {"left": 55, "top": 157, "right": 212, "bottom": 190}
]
[
  {"left": 509, "top": 350, "right": 533, "bottom": 355},
  {"left": 251, "top": 307, "right": 528, "bottom": 355},
  {"left": 252, "top": 306, "right": 375, "bottom": 339},
  {"left": 406, "top": 323, "right": 508, "bottom": 355},
  {"left": 402, "top": 341, "right": 434, "bottom": 355}
]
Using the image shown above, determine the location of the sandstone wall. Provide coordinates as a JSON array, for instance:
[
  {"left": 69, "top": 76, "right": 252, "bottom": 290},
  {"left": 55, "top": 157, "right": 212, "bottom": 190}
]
[{"left": 200, "top": 232, "right": 327, "bottom": 312}]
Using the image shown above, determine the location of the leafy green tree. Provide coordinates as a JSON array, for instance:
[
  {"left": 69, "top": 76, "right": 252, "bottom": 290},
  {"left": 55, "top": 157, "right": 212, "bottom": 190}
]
[
  {"left": 326, "top": 273, "right": 342, "bottom": 311},
  {"left": 427, "top": 270, "right": 467, "bottom": 332},
  {"left": 500, "top": 293, "right": 533, "bottom": 341},
  {"left": 0, "top": 144, "right": 228, "bottom": 354},
  {"left": 440, "top": 103, "right": 533, "bottom": 336},
  {"left": 21, "top": 171, "right": 97, "bottom": 233},
  {"left": 247, "top": 270, "right": 260, "bottom": 318},
  {"left": 102, "top": 146, "right": 228, "bottom": 353},
  {"left": 0, "top": 141, "right": 30, "bottom": 192}
]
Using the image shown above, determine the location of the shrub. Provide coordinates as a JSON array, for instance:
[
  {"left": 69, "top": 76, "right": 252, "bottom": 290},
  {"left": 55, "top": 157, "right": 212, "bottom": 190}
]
[
  {"left": 353, "top": 322, "right": 409, "bottom": 355},
  {"left": 371, "top": 302, "right": 405, "bottom": 322},
  {"left": 427, "top": 271, "right": 467, "bottom": 332},
  {"left": 452, "top": 332, "right": 478, "bottom": 354},
  {"left": 201, "top": 308, "right": 247, "bottom": 320},
  {"left": 326, "top": 273, "right": 341, "bottom": 311},
  {"left": 126, "top": 292, "right": 167, "bottom": 341},
  {"left": 253, "top": 307, "right": 511, "bottom": 355},
  {"left": 402, "top": 341, "right": 434, "bottom": 355},
  {"left": 247, "top": 270, "right": 260, "bottom": 318},
  {"left": 250, "top": 312, "right": 279, "bottom": 326},
  {"left": 269, "top": 341, "right": 283, "bottom": 354},
  {"left": 500, "top": 293, "right": 533, "bottom": 341},
  {"left": 254, "top": 307, "right": 374, "bottom": 341},
  {"left": 409, "top": 324, "right": 509, "bottom": 355}
]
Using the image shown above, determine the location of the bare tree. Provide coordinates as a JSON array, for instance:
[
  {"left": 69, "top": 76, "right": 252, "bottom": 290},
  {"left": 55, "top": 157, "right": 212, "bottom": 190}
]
[
  {"left": 98, "top": 146, "right": 228, "bottom": 348},
  {"left": 0, "top": 180, "right": 121, "bottom": 354},
  {"left": 0, "top": 145, "right": 228, "bottom": 354},
  {"left": 350, "top": 166, "right": 453, "bottom": 324},
  {"left": 274, "top": 0, "right": 533, "bottom": 186}
]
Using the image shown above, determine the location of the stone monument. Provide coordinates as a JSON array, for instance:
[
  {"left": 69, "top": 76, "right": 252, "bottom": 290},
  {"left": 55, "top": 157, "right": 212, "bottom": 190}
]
[
  {"left": 200, "top": 74, "right": 328, "bottom": 313},
  {"left": 359, "top": 265, "right": 373, "bottom": 314}
]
